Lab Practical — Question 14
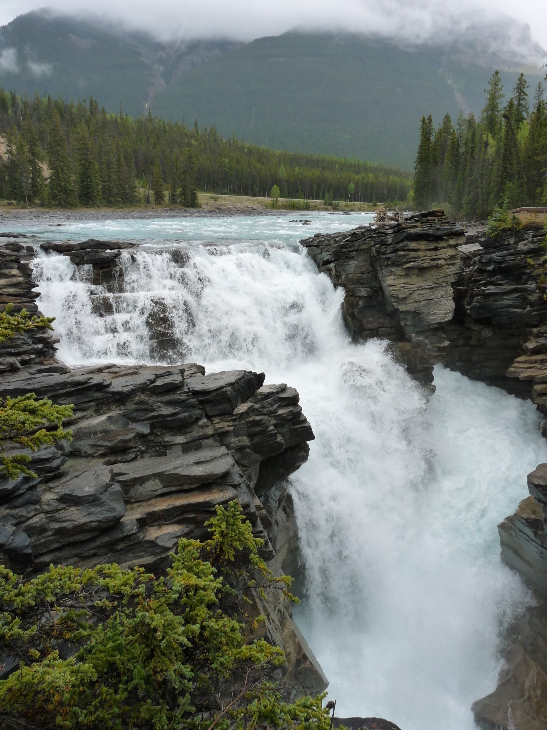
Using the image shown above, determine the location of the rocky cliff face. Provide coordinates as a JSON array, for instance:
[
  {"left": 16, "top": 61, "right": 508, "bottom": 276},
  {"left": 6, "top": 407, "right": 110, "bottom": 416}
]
[
  {"left": 0, "top": 239, "right": 326, "bottom": 696},
  {"left": 302, "top": 210, "right": 465, "bottom": 385},
  {"left": 302, "top": 210, "right": 547, "bottom": 392},
  {"left": 470, "top": 464, "right": 547, "bottom": 729}
]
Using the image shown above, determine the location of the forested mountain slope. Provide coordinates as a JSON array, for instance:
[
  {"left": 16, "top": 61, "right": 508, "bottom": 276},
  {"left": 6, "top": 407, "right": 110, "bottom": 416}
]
[{"left": 0, "top": 10, "right": 544, "bottom": 168}]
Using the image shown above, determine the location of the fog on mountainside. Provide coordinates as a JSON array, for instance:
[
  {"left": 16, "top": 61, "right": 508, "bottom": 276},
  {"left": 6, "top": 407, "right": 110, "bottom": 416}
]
[
  {"left": 2, "top": 0, "right": 547, "bottom": 53},
  {"left": 0, "top": 10, "right": 545, "bottom": 167}
]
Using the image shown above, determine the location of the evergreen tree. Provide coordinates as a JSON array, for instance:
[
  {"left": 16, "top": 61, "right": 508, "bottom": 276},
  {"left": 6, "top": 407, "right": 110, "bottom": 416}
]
[
  {"left": 499, "top": 98, "right": 521, "bottom": 206},
  {"left": 22, "top": 120, "right": 45, "bottom": 204},
  {"left": 114, "top": 143, "right": 136, "bottom": 205},
  {"left": 5, "top": 132, "right": 23, "bottom": 202},
  {"left": 152, "top": 161, "right": 164, "bottom": 204},
  {"left": 0, "top": 87, "right": 412, "bottom": 208},
  {"left": 534, "top": 81, "right": 545, "bottom": 111},
  {"left": 169, "top": 157, "right": 179, "bottom": 204},
  {"left": 432, "top": 113, "right": 453, "bottom": 202},
  {"left": 522, "top": 100, "right": 547, "bottom": 205},
  {"left": 513, "top": 73, "right": 530, "bottom": 128},
  {"left": 47, "top": 111, "right": 76, "bottom": 207},
  {"left": 414, "top": 115, "right": 434, "bottom": 209},
  {"left": 0, "top": 89, "right": 9, "bottom": 117},
  {"left": 482, "top": 71, "right": 505, "bottom": 138},
  {"left": 75, "top": 123, "right": 100, "bottom": 205},
  {"left": 99, "top": 140, "right": 117, "bottom": 205},
  {"left": 413, "top": 71, "right": 547, "bottom": 219}
]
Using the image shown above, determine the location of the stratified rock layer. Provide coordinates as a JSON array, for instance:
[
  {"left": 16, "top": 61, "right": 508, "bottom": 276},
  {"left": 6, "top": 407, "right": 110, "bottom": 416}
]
[
  {"left": 302, "top": 209, "right": 465, "bottom": 384},
  {"left": 0, "top": 363, "right": 313, "bottom": 573},
  {"left": 302, "top": 210, "right": 547, "bottom": 391}
]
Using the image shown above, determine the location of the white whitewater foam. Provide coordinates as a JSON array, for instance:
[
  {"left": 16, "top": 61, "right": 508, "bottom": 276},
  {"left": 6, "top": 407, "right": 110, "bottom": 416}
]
[{"left": 31, "top": 216, "right": 547, "bottom": 729}]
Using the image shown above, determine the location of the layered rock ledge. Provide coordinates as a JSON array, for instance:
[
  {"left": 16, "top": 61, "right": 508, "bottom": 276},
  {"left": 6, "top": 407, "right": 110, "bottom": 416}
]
[{"left": 302, "top": 210, "right": 547, "bottom": 391}]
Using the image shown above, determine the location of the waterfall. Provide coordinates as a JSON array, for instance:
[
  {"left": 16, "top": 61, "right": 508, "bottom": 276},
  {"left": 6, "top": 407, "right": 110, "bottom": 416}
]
[{"left": 30, "top": 215, "right": 547, "bottom": 729}]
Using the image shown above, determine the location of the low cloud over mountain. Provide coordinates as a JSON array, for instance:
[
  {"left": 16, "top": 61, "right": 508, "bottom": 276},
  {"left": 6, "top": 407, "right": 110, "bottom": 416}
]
[{"left": 0, "top": 1, "right": 546, "bottom": 64}]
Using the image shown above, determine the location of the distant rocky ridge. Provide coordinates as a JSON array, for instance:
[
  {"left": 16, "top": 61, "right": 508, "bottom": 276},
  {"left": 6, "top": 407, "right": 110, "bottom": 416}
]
[
  {"left": 302, "top": 211, "right": 547, "bottom": 729},
  {"left": 0, "top": 238, "right": 326, "bottom": 697}
]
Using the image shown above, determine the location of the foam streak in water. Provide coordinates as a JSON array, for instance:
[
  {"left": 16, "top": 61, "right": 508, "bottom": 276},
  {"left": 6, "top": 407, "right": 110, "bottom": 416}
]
[{"left": 30, "top": 216, "right": 547, "bottom": 730}]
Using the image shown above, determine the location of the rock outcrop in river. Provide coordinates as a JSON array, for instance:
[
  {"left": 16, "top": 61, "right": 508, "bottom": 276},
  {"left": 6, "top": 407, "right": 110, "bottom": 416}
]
[{"left": 0, "top": 239, "right": 325, "bottom": 696}]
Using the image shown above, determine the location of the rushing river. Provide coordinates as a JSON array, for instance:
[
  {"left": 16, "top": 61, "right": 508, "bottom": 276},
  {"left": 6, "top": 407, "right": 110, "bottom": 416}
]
[{"left": 13, "top": 212, "right": 547, "bottom": 729}]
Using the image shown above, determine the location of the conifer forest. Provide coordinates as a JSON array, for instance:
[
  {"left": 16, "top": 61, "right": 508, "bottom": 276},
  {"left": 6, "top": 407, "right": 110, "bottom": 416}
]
[
  {"left": 413, "top": 71, "right": 547, "bottom": 219},
  {"left": 0, "top": 89, "right": 411, "bottom": 208}
]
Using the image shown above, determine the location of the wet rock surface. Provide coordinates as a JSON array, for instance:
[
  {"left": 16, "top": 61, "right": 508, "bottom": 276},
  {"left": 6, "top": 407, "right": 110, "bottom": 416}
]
[
  {"left": 472, "top": 606, "right": 547, "bottom": 730},
  {"left": 333, "top": 718, "right": 402, "bottom": 730},
  {"left": 446, "top": 225, "right": 547, "bottom": 394},
  {"left": 480, "top": 459, "right": 547, "bottom": 728}
]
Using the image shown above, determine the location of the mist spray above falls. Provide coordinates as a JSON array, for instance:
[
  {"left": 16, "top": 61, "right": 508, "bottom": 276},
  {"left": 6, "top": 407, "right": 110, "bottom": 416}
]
[{"left": 31, "top": 216, "right": 547, "bottom": 729}]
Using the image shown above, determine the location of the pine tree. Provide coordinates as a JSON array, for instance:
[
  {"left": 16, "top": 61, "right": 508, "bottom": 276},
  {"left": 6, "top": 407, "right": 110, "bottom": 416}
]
[
  {"left": 75, "top": 124, "right": 100, "bottom": 206},
  {"left": 432, "top": 113, "right": 452, "bottom": 202},
  {"left": 482, "top": 71, "right": 505, "bottom": 138},
  {"left": 22, "top": 120, "right": 45, "bottom": 204},
  {"left": 0, "top": 88, "right": 9, "bottom": 117},
  {"left": 152, "top": 161, "right": 164, "bottom": 204},
  {"left": 522, "top": 100, "right": 547, "bottom": 205},
  {"left": 178, "top": 167, "right": 189, "bottom": 207},
  {"left": 5, "top": 132, "right": 22, "bottom": 202},
  {"left": 534, "top": 82, "right": 545, "bottom": 111},
  {"left": 513, "top": 73, "right": 530, "bottom": 129},
  {"left": 99, "top": 141, "right": 116, "bottom": 205},
  {"left": 499, "top": 98, "right": 521, "bottom": 207},
  {"left": 413, "top": 115, "right": 434, "bottom": 209},
  {"left": 47, "top": 111, "right": 76, "bottom": 207}
]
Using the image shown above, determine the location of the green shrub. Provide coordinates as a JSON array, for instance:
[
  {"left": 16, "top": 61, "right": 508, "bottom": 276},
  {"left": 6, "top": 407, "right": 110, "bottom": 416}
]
[
  {"left": 486, "top": 199, "right": 522, "bottom": 237},
  {"left": 0, "top": 501, "right": 331, "bottom": 730}
]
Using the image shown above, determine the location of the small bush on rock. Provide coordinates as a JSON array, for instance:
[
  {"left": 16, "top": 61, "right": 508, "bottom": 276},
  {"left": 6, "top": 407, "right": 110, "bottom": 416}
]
[
  {"left": 0, "top": 304, "right": 73, "bottom": 479},
  {"left": 0, "top": 501, "right": 330, "bottom": 730}
]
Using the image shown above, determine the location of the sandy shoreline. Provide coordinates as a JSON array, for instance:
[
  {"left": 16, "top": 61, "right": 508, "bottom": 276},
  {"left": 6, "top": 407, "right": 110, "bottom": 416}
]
[{"left": 0, "top": 203, "right": 298, "bottom": 226}]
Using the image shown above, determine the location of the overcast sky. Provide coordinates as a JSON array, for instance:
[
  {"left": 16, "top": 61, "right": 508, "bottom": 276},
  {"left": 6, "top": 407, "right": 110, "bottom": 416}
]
[{"left": 1, "top": 0, "right": 547, "bottom": 53}]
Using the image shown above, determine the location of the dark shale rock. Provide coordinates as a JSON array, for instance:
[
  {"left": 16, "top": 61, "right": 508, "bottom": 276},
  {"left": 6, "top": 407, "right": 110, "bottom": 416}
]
[
  {"left": 332, "top": 718, "right": 402, "bottom": 730},
  {"left": 476, "top": 460, "right": 547, "bottom": 730},
  {"left": 445, "top": 226, "right": 547, "bottom": 394},
  {"left": 302, "top": 209, "right": 465, "bottom": 385},
  {"left": 302, "top": 212, "right": 547, "bottom": 392},
  {"left": 472, "top": 607, "right": 547, "bottom": 730},
  {"left": 40, "top": 239, "right": 138, "bottom": 286},
  {"left": 0, "top": 361, "right": 314, "bottom": 573},
  {"left": 499, "top": 465, "right": 547, "bottom": 603},
  {"left": 0, "top": 243, "right": 58, "bottom": 371}
]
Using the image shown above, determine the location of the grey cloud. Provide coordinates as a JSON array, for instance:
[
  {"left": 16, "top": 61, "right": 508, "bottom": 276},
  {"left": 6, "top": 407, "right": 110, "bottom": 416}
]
[
  {"left": 0, "top": 47, "right": 18, "bottom": 73},
  {"left": 0, "top": 0, "right": 546, "bottom": 62},
  {"left": 27, "top": 60, "right": 53, "bottom": 76}
]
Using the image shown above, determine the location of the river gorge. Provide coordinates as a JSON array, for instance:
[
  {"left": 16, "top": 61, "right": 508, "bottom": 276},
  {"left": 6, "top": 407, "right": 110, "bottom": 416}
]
[{"left": 2, "top": 210, "right": 547, "bottom": 730}]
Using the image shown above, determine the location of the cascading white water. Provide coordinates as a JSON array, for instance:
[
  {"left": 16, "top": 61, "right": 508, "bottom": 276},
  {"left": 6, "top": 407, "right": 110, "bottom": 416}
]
[{"left": 25, "top": 214, "right": 547, "bottom": 729}]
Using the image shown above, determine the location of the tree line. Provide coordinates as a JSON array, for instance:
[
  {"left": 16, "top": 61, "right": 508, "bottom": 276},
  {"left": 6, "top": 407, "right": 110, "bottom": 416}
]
[
  {"left": 0, "top": 89, "right": 411, "bottom": 208},
  {"left": 413, "top": 71, "right": 547, "bottom": 219}
]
